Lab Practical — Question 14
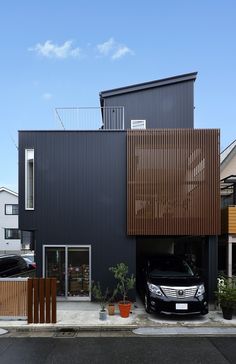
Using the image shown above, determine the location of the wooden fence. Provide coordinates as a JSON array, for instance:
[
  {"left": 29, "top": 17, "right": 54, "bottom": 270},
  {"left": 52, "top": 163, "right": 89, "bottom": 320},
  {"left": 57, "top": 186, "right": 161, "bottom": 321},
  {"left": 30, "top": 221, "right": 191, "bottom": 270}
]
[
  {"left": 27, "top": 278, "right": 57, "bottom": 324},
  {"left": 0, "top": 278, "right": 28, "bottom": 318},
  {"left": 0, "top": 278, "right": 57, "bottom": 323}
]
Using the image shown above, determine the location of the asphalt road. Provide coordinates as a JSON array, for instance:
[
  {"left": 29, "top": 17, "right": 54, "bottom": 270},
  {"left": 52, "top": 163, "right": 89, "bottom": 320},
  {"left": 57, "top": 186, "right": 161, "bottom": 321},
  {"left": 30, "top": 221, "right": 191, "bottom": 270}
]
[{"left": 0, "top": 337, "right": 236, "bottom": 364}]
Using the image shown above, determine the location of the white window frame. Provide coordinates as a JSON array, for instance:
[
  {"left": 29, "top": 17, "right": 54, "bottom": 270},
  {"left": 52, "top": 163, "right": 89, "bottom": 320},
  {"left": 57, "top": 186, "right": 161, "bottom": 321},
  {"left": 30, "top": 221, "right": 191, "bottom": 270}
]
[
  {"left": 25, "top": 149, "right": 34, "bottom": 210},
  {"left": 5, "top": 204, "right": 19, "bottom": 215},
  {"left": 43, "top": 244, "right": 92, "bottom": 301}
]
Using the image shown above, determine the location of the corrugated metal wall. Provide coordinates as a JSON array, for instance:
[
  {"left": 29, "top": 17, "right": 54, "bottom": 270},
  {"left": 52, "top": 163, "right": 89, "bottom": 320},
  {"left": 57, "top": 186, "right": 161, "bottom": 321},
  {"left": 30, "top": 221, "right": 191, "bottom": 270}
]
[
  {"left": 103, "top": 81, "right": 194, "bottom": 129},
  {"left": 19, "top": 131, "right": 136, "bottom": 288},
  {"left": 127, "top": 129, "right": 220, "bottom": 235}
]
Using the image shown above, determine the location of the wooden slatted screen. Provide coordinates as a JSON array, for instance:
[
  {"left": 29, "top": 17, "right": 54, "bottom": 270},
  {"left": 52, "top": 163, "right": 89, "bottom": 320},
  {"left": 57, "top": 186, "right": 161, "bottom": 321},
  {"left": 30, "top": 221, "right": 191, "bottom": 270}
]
[
  {"left": 27, "top": 278, "right": 56, "bottom": 324},
  {"left": 127, "top": 129, "right": 220, "bottom": 235},
  {"left": 221, "top": 206, "right": 236, "bottom": 234},
  {"left": 0, "top": 279, "right": 27, "bottom": 317}
]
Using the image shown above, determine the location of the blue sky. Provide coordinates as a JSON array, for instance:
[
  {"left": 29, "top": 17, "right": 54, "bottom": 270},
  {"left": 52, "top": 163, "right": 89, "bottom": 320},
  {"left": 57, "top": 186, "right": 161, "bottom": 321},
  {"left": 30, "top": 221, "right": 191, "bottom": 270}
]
[{"left": 0, "top": 0, "right": 236, "bottom": 191}]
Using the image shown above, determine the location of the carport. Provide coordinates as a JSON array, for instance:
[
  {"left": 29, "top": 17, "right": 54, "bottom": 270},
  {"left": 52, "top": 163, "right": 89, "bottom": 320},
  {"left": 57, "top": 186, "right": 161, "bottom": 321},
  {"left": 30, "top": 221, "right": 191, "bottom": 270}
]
[{"left": 136, "top": 236, "right": 215, "bottom": 301}]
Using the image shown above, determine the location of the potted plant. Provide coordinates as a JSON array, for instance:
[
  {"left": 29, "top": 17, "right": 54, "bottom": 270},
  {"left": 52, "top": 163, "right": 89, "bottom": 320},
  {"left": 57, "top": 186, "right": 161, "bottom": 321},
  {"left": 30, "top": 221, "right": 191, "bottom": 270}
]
[
  {"left": 92, "top": 282, "right": 109, "bottom": 321},
  {"left": 215, "top": 276, "right": 236, "bottom": 320},
  {"left": 107, "top": 287, "right": 118, "bottom": 316},
  {"left": 109, "top": 263, "right": 136, "bottom": 318}
]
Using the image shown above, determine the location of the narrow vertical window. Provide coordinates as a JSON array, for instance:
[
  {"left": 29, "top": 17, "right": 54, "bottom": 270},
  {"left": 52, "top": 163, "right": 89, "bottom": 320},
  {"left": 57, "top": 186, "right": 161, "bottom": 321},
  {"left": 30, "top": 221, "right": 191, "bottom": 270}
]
[{"left": 25, "top": 149, "right": 34, "bottom": 209}]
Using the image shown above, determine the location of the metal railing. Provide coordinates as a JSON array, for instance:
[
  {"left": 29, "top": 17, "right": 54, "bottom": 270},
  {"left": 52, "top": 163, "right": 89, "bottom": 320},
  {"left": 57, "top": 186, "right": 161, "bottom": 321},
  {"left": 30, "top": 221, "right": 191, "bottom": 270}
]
[{"left": 55, "top": 107, "right": 124, "bottom": 130}]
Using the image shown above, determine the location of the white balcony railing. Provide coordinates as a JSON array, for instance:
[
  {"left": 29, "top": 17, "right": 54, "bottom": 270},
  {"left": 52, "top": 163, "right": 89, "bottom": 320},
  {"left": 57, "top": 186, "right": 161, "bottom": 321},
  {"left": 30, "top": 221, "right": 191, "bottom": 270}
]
[{"left": 55, "top": 107, "right": 124, "bottom": 130}]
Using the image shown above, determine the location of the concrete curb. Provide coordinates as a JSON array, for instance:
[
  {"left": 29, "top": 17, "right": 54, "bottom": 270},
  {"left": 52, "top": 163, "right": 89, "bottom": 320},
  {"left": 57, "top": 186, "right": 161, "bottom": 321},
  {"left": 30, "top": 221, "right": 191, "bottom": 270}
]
[
  {"left": 0, "top": 325, "right": 138, "bottom": 332},
  {"left": 1, "top": 323, "right": 236, "bottom": 333}
]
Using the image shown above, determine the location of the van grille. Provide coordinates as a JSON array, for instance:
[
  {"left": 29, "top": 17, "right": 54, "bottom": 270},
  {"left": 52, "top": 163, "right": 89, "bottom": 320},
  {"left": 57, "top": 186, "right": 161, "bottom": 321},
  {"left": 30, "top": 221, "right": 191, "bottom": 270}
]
[{"left": 160, "top": 286, "right": 197, "bottom": 299}]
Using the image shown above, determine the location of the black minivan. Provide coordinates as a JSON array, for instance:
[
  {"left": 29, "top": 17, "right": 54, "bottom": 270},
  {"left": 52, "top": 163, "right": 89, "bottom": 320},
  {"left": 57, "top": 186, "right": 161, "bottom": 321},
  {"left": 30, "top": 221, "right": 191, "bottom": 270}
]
[
  {"left": 0, "top": 255, "right": 28, "bottom": 277},
  {"left": 138, "top": 254, "right": 208, "bottom": 315}
]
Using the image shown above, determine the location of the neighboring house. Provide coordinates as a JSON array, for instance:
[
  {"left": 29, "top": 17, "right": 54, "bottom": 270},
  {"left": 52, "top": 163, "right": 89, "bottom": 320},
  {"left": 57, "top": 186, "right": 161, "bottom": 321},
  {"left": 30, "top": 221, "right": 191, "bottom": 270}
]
[
  {"left": 220, "top": 140, "right": 236, "bottom": 276},
  {"left": 0, "top": 187, "right": 21, "bottom": 253},
  {"left": 18, "top": 72, "right": 220, "bottom": 302}
]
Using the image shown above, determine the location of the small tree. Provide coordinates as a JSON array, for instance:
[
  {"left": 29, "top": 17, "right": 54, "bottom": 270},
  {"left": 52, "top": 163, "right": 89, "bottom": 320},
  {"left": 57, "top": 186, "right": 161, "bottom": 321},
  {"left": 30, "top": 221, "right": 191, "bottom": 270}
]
[
  {"left": 109, "top": 263, "right": 136, "bottom": 304},
  {"left": 91, "top": 282, "right": 109, "bottom": 311}
]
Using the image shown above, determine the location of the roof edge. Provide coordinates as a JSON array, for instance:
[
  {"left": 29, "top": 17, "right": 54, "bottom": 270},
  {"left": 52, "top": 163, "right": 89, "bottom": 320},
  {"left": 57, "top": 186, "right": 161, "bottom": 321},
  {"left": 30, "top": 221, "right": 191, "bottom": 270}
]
[
  {"left": 100, "top": 72, "right": 198, "bottom": 99},
  {"left": 0, "top": 187, "right": 18, "bottom": 196}
]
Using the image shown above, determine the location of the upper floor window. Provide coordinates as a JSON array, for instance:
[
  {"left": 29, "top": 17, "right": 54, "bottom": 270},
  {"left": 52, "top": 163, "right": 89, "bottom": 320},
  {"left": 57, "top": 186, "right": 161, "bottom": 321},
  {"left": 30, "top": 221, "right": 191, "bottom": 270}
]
[
  {"left": 5, "top": 228, "right": 21, "bottom": 240},
  {"left": 5, "top": 204, "right": 19, "bottom": 215},
  {"left": 25, "top": 149, "right": 34, "bottom": 210}
]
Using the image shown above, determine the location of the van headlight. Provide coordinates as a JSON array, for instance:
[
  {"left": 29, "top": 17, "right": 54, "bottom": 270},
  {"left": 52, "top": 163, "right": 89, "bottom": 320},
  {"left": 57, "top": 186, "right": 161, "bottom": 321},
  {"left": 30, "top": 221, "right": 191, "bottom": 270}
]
[
  {"left": 196, "top": 284, "right": 205, "bottom": 297},
  {"left": 147, "top": 282, "right": 163, "bottom": 296}
]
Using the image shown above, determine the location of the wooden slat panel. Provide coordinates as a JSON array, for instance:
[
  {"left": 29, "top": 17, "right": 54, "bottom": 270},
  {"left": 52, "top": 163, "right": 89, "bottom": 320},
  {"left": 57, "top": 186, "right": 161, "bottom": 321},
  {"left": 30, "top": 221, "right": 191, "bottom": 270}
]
[
  {"left": 27, "top": 279, "right": 33, "bottom": 323},
  {"left": 127, "top": 129, "right": 220, "bottom": 235},
  {"left": 0, "top": 281, "right": 27, "bottom": 317},
  {"left": 45, "top": 278, "right": 51, "bottom": 323},
  {"left": 221, "top": 206, "right": 236, "bottom": 234},
  {"left": 228, "top": 206, "right": 236, "bottom": 234}
]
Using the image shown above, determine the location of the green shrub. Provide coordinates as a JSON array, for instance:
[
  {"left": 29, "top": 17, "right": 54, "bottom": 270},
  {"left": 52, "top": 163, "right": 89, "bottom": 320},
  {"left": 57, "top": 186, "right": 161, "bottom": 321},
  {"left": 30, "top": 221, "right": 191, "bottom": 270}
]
[{"left": 215, "top": 276, "right": 236, "bottom": 309}]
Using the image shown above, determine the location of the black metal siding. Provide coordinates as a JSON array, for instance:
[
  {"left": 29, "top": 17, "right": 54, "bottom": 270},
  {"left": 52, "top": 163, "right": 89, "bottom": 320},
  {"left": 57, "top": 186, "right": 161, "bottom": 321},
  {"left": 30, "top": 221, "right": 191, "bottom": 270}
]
[
  {"left": 103, "top": 80, "right": 194, "bottom": 129},
  {"left": 19, "top": 131, "right": 136, "bottom": 288}
]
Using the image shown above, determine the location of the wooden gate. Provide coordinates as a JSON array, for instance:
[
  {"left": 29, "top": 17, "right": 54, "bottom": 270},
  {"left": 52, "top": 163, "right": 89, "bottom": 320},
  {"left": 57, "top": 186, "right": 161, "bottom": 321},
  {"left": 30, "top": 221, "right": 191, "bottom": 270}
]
[
  {"left": 27, "top": 278, "right": 57, "bottom": 324},
  {"left": 0, "top": 278, "right": 28, "bottom": 318}
]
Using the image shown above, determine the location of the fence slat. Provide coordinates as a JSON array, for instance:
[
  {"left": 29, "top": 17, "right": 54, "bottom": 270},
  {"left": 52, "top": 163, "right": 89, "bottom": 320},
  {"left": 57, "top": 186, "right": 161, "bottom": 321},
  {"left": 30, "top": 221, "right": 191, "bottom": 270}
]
[
  {"left": 27, "top": 279, "right": 33, "bottom": 324},
  {"left": 51, "top": 278, "right": 57, "bottom": 323},
  {"left": 39, "top": 278, "right": 45, "bottom": 323},
  {"left": 45, "top": 278, "right": 51, "bottom": 323},
  {"left": 33, "top": 278, "right": 39, "bottom": 323}
]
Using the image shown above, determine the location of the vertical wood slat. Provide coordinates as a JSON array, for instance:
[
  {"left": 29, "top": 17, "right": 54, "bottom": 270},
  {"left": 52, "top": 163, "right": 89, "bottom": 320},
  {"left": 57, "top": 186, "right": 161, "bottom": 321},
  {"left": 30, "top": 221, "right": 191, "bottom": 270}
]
[
  {"left": 51, "top": 278, "right": 57, "bottom": 323},
  {"left": 39, "top": 278, "right": 45, "bottom": 323},
  {"left": 27, "top": 279, "right": 33, "bottom": 323},
  {"left": 45, "top": 278, "right": 51, "bottom": 323},
  {"left": 33, "top": 278, "right": 39, "bottom": 323},
  {"left": 127, "top": 129, "right": 220, "bottom": 236}
]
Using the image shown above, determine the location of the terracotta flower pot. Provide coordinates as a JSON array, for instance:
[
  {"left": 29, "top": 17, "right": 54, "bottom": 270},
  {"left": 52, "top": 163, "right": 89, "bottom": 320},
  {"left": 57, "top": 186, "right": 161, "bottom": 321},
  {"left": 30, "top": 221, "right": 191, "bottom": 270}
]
[
  {"left": 108, "top": 303, "right": 115, "bottom": 316},
  {"left": 118, "top": 301, "right": 132, "bottom": 318}
]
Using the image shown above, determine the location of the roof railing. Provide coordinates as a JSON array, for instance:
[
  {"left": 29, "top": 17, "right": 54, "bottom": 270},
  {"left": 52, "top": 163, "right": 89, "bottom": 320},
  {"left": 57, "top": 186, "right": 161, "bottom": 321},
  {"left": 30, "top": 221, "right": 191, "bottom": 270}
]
[{"left": 54, "top": 107, "right": 124, "bottom": 130}]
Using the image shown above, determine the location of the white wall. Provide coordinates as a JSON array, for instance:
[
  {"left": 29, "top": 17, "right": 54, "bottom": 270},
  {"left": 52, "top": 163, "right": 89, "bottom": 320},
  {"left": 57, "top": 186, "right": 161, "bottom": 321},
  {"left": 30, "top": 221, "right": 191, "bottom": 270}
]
[
  {"left": 0, "top": 190, "right": 21, "bottom": 253},
  {"left": 221, "top": 149, "right": 236, "bottom": 180}
]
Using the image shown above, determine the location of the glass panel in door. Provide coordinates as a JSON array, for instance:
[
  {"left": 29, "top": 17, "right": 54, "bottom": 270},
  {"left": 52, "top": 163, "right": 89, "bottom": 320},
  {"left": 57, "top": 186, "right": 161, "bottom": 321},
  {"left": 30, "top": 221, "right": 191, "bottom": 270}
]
[
  {"left": 45, "top": 247, "right": 66, "bottom": 297},
  {"left": 67, "top": 248, "right": 90, "bottom": 298}
]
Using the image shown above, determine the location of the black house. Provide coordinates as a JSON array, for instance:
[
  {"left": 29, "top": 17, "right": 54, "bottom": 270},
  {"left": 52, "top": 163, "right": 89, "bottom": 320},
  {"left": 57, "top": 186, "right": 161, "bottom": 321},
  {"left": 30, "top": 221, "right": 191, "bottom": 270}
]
[{"left": 19, "top": 73, "right": 220, "bottom": 302}]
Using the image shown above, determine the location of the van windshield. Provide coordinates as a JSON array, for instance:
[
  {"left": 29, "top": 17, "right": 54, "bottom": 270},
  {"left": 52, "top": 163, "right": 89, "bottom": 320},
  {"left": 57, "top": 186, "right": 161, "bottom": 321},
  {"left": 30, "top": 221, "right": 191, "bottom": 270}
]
[{"left": 149, "top": 256, "right": 194, "bottom": 278}]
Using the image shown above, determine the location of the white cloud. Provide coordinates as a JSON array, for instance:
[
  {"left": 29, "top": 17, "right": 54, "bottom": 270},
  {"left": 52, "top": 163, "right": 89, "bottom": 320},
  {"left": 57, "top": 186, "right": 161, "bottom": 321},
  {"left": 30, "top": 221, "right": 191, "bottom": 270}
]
[
  {"left": 112, "top": 46, "right": 134, "bottom": 60},
  {"left": 96, "top": 38, "right": 134, "bottom": 60},
  {"left": 97, "top": 38, "right": 115, "bottom": 56},
  {"left": 42, "top": 93, "right": 52, "bottom": 100},
  {"left": 29, "top": 40, "right": 81, "bottom": 59}
]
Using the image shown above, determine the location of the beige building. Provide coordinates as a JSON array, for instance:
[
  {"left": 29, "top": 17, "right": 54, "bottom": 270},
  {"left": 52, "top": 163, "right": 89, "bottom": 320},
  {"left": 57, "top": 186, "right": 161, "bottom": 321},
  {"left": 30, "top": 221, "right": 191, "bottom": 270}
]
[{"left": 220, "top": 140, "right": 236, "bottom": 277}]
